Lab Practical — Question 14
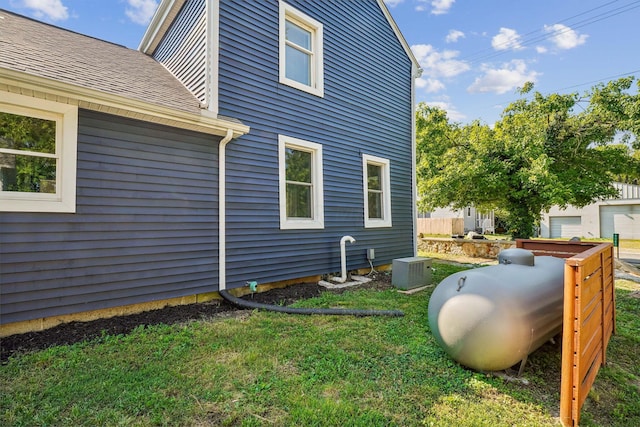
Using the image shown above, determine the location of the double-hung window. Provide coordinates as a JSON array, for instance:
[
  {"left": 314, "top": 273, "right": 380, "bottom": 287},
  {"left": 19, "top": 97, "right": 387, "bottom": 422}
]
[
  {"left": 279, "top": 135, "right": 324, "bottom": 229},
  {"left": 0, "top": 92, "right": 78, "bottom": 212},
  {"left": 363, "top": 154, "right": 392, "bottom": 228},
  {"left": 279, "top": 1, "right": 324, "bottom": 97}
]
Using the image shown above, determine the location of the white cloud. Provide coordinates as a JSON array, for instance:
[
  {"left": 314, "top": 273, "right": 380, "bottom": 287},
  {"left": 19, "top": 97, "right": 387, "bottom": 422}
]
[
  {"left": 21, "top": 0, "right": 68, "bottom": 21},
  {"left": 384, "top": 0, "right": 404, "bottom": 7},
  {"left": 467, "top": 60, "right": 540, "bottom": 95},
  {"left": 411, "top": 44, "right": 470, "bottom": 79},
  {"left": 125, "top": 0, "right": 158, "bottom": 25},
  {"left": 544, "top": 24, "right": 588, "bottom": 50},
  {"left": 536, "top": 45, "right": 548, "bottom": 54},
  {"left": 416, "top": 77, "right": 446, "bottom": 93},
  {"left": 387, "top": 0, "right": 454, "bottom": 14},
  {"left": 415, "top": 0, "right": 428, "bottom": 12},
  {"left": 423, "top": 99, "right": 466, "bottom": 122},
  {"left": 492, "top": 27, "right": 523, "bottom": 51},
  {"left": 445, "top": 29, "right": 465, "bottom": 43},
  {"left": 431, "top": 0, "right": 455, "bottom": 15}
]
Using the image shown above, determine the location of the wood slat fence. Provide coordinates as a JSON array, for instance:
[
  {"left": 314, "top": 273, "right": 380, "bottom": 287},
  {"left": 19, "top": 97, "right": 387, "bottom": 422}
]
[
  {"left": 516, "top": 240, "right": 616, "bottom": 427},
  {"left": 560, "top": 243, "right": 615, "bottom": 427},
  {"left": 417, "top": 218, "right": 464, "bottom": 235}
]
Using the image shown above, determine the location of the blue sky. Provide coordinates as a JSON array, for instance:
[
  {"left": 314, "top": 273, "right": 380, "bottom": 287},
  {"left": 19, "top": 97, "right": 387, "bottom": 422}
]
[
  {"left": 2, "top": 0, "right": 638, "bottom": 125},
  {"left": 388, "top": 0, "right": 639, "bottom": 124}
]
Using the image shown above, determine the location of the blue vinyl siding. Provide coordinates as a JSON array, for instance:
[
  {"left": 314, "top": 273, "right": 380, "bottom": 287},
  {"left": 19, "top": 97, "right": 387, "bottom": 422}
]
[
  {"left": 218, "top": 0, "right": 414, "bottom": 288},
  {"left": 1, "top": 0, "right": 415, "bottom": 325},
  {"left": 0, "top": 110, "right": 220, "bottom": 324}
]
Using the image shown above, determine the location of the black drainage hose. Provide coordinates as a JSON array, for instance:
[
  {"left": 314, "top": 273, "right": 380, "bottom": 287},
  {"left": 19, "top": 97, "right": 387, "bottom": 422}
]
[{"left": 219, "top": 289, "right": 404, "bottom": 317}]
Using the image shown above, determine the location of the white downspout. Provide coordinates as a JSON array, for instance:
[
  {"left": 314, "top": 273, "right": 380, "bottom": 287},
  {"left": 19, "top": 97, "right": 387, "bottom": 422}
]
[
  {"left": 411, "top": 64, "right": 422, "bottom": 257},
  {"left": 218, "top": 128, "right": 234, "bottom": 290}
]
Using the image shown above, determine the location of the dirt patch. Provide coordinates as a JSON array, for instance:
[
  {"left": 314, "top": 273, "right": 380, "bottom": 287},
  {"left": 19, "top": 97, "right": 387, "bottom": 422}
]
[{"left": 1, "top": 272, "right": 393, "bottom": 363}]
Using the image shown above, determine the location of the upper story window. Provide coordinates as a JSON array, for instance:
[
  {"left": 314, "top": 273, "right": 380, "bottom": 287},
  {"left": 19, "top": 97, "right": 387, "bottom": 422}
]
[
  {"left": 279, "top": 135, "right": 324, "bottom": 229},
  {"left": 363, "top": 154, "right": 392, "bottom": 228},
  {"left": 0, "top": 92, "right": 78, "bottom": 212},
  {"left": 279, "top": 1, "right": 324, "bottom": 97}
]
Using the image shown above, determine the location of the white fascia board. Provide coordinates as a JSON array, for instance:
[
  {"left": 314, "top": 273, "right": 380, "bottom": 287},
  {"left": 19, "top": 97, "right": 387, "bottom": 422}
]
[
  {"left": 0, "top": 69, "right": 249, "bottom": 138},
  {"left": 139, "top": 0, "right": 186, "bottom": 54}
]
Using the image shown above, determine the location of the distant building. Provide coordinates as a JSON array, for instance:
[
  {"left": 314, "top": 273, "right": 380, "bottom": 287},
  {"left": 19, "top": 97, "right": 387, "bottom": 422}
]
[
  {"left": 540, "top": 183, "right": 639, "bottom": 239},
  {"left": 421, "top": 206, "right": 495, "bottom": 234}
]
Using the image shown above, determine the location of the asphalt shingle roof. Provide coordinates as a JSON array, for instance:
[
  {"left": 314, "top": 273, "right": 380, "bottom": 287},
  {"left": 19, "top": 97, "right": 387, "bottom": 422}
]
[{"left": 0, "top": 9, "right": 202, "bottom": 115}]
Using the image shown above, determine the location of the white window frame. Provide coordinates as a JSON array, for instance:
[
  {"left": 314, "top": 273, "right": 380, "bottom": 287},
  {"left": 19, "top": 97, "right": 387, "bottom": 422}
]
[
  {"left": 279, "top": 1, "right": 324, "bottom": 97},
  {"left": 0, "top": 92, "right": 78, "bottom": 213},
  {"left": 279, "top": 135, "right": 324, "bottom": 229},
  {"left": 363, "top": 154, "right": 392, "bottom": 228}
]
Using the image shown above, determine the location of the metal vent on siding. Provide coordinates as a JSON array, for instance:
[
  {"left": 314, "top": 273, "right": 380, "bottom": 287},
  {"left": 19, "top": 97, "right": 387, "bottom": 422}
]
[
  {"left": 153, "top": 0, "right": 208, "bottom": 104},
  {"left": 392, "top": 257, "right": 432, "bottom": 290}
]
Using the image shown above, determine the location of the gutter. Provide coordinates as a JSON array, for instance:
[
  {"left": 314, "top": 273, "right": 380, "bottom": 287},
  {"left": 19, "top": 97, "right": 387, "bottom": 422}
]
[{"left": 0, "top": 70, "right": 249, "bottom": 138}]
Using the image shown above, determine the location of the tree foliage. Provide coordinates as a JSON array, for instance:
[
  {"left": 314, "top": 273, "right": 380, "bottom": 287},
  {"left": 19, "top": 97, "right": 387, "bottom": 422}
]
[
  {"left": 416, "top": 77, "right": 640, "bottom": 238},
  {"left": 0, "top": 112, "right": 56, "bottom": 193}
]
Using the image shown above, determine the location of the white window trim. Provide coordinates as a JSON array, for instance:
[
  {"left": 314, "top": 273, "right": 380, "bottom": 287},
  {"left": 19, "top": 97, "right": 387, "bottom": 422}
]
[
  {"left": 0, "top": 92, "right": 78, "bottom": 213},
  {"left": 279, "top": 1, "right": 324, "bottom": 97},
  {"left": 363, "top": 154, "right": 392, "bottom": 228},
  {"left": 279, "top": 135, "right": 324, "bottom": 229}
]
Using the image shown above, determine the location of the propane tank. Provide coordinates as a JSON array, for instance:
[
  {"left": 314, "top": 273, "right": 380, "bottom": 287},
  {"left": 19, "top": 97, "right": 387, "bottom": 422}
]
[{"left": 428, "top": 248, "right": 565, "bottom": 371}]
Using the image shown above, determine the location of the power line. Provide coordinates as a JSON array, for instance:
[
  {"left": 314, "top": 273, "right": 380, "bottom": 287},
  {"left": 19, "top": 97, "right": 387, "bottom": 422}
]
[
  {"left": 412, "top": 1, "right": 640, "bottom": 123},
  {"left": 478, "top": 70, "right": 640, "bottom": 122},
  {"left": 420, "top": 0, "right": 640, "bottom": 78},
  {"left": 459, "top": 0, "right": 640, "bottom": 66},
  {"left": 550, "top": 69, "right": 640, "bottom": 92},
  {"left": 462, "top": 0, "right": 627, "bottom": 60}
]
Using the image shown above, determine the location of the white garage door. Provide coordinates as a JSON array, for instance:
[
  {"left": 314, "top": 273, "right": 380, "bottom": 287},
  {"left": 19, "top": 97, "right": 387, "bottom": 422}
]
[
  {"left": 550, "top": 216, "right": 582, "bottom": 238},
  {"left": 600, "top": 205, "right": 640, "bottom": 239}
]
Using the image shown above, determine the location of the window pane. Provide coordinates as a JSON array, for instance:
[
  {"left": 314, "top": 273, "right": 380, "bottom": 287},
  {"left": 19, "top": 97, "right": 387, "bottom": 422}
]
[
  {"left": 0, "top": 112, "right": 56, "bottom": 154},
  {"left": 285, "top": 45, "right": 311, "bottom": 86},
  {"left": 285, "top": 148, "right": 311, "bottom": 183},
  {"left": 0, "top": 153, "right": 56, "bottom": 193},
  {"left": 368, "top": 191, "right": 382, "bottom": 219},
  {"left": 285, "top": 20, "right": 311, "bottom": 50},
  {"left": 287, "top": 183, "right": 311, "bottom": 218},
  {"left": 367, "top": 164, "right": 382, "bottom": 190},
  {"left": 0, "top": 111, "right": 57, "bottom": 194}
]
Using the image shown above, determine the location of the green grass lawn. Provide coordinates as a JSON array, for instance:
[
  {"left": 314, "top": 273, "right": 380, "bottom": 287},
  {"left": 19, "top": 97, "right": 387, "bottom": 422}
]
[{"left": 1, "top": 264, "right": 638, "bottom": 426}]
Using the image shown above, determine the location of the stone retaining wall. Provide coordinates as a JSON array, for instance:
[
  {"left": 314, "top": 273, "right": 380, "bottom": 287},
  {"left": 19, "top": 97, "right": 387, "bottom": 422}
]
[{"left": 418, "top": 237, "right": 515, "bottom": 259}]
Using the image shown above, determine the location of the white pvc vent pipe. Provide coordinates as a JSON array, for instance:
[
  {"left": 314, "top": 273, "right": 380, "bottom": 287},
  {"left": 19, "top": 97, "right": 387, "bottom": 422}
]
[{"left": 334, "top": 235, "right": 356, "bottom": 283}]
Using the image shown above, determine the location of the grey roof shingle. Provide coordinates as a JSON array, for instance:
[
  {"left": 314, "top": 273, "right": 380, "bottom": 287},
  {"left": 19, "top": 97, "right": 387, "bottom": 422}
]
[{"left": 0, "top": 9, "right": 202, "bottom": 115}]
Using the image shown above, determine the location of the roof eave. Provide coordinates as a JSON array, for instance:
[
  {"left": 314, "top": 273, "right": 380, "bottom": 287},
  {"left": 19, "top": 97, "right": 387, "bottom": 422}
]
[
  {"left": 0, "top": 68, "right": 249, "bottom": 138},
  {"left": 138, "top": 0, "right": 187, "bottom": 54}
]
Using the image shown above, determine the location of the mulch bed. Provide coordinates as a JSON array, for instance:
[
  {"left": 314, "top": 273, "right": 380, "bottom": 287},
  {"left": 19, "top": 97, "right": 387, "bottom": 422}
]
[{"left": 1, "top": 272, "right": 393, "bottom": 363}]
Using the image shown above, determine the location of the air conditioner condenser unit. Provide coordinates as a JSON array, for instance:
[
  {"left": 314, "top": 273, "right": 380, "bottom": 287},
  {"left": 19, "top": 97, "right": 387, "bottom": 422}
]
[{"left": 392, "top": 257, "right": 432, "bottom": 290}]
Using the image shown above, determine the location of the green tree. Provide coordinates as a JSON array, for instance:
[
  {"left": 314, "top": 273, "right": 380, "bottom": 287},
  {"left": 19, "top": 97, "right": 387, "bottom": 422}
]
[
  {"left": 416, "top": 77, "right": 640, "bottom": 238},
  {"left": 0, "top": 112, "right": 56, "bottom": 193}
]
